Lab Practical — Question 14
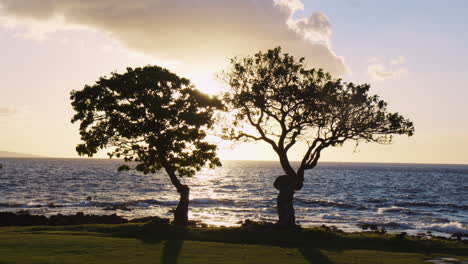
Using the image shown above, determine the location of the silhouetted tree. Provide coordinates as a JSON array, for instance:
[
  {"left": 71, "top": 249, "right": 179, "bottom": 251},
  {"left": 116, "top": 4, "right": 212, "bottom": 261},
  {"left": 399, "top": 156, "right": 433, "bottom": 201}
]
[
  {"left": 221, "top": 47, "right": 414, "bottom": 226},
  {"left": 70, "top": 66, "right": 222, "bottom": 226}
]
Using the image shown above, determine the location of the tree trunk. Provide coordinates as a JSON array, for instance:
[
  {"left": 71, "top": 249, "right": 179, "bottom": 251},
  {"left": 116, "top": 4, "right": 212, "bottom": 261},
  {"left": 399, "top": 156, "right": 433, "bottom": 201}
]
[
  {"left": 274, "top": 175, "right": 296, "bottom": 227},
  {"left": 173, "top": 184, "right": 189, "bottom": 227},
  {"left": 162, "top": 160, "right": 190, "bottom": 227}
]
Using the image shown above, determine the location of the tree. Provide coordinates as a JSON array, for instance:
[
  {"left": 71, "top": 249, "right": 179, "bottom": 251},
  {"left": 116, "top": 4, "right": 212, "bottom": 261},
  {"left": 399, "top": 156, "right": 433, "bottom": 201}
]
[
  {"left": 70, "top": 65, "right": 222, "bottom": 226},
  {"left": 221, "top": 47, "right": 414, "bottom": 226}
]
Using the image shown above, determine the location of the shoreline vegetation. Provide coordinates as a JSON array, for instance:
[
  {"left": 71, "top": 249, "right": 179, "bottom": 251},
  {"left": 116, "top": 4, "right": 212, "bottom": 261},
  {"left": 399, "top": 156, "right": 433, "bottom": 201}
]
[{"left": 0, "top": 212, "right": 467, "bottom": 264}]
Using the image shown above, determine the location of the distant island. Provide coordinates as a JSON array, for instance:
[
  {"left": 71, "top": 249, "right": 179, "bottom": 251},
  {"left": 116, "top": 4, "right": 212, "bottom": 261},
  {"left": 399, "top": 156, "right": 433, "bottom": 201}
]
[{"left": 0, "top": 151, "right": 45, "bottom": 158}]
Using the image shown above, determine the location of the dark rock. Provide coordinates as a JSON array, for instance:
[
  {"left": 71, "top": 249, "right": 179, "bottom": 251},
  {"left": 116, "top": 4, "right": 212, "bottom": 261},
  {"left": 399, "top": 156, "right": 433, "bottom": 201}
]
[
  {"left": 356, "top": 223, "right": 386, "bottom": 234},
  {"left": 319, "top": 225, "right": 344, "bottom": 233},
  {"left": 47, "top": 202, "right": 61, "bottom": 208},
  {"left": 357, "top": 223, "right": 378, "bottom": 231},
  {"left": 395, "top": 232, "right": 407, "bottom": 239},
  {"left": 0, "top": 212, "right": 128, "bottom": 226},
  {"left": 187, "top": 220, "right": 208, "bottom": 228},
  {"left": 451, "top": 233, "right": 463, "bottom": 241},
  {"left": 130, "top": 216, "right": 169, "bottom": 224},
  {"left": 17, "top": 210, "right": 30, "bottom": 215},
  {"left": 103, "top": 205, "right": 132, "bottom": 211},
  {"left": 49, "top": 214, "right": 70, "bottom": 226},
  {"left": 240, "top": 219, "right": 277, "bottom": 231},
  {"left": 0, "top": 212, "right": 48, "bottom": 226}
]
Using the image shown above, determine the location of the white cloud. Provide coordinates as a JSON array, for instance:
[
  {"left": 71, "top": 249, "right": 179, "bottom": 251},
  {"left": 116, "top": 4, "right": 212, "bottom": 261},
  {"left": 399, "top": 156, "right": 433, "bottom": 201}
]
[
  {"left": 0, "top": 106, "right": 17, "bottom": 117},
  {"left": 0, "top": 0, "right": 347, "bottom": 76},
  {"left": 0, "top": 105, "right": 29, "bottom": 118},
  {"left": 97, "top": 43, "right": 114, "bottom": 54},
  {"left": 274, "top": 0, "right": 304, "bottom": 12},
  {"left": 367, "top": 64, "right": 404, "bottom": 81},
  {"left": 367, "top": 56, "right": 407, "bottom": 81},
  {"left": 390, "top": 55, "right": 406, "bottom": 65},
  {"left": 0, "top": 6, "right": 94, "bottom": 42},
  {"left": 290, "top": 12, "right": 331, "bottom": 44},
  {"left": 368, "top": 57, "right": 380, "bottom": 64}
]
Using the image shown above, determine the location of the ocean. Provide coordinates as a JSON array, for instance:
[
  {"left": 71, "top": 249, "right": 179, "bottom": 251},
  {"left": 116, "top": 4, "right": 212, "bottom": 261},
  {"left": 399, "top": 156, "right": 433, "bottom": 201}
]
[{"left": 0, "top": 158, "right": 467, "bottom": 237}]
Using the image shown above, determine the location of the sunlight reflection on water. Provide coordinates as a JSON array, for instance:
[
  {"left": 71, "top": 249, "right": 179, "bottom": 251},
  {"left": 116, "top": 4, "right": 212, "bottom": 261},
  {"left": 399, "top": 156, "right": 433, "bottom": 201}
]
[{"left": 0, "top": 158, "right": 467, "bottom": 235}]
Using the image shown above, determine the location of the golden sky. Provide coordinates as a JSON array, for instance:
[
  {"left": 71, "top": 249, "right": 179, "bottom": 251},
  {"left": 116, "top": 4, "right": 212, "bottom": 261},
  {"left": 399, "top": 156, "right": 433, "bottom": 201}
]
[{"left": 0, "top": 0, "right": 467, "bottom": 164}]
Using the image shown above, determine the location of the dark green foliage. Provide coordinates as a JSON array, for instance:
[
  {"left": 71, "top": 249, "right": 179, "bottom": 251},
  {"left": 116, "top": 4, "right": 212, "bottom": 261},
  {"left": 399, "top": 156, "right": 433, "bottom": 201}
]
[
  {"left": 70, "top": 65, "right": 222, "bottom": 176},
  {"left": 222, "top": 47, "right": 414, "bottom": 187}
]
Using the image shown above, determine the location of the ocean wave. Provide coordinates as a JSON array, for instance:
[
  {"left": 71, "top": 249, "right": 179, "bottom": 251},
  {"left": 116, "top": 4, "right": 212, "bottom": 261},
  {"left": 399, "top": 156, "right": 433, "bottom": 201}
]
[
  {"left": 0, "top": 202, "right": 63, "bottom": 208},
  {"left": 377, "top": 206, "right": 421, "bottom": 215},
  {"left": 0, "top": 199, "right": 172, "bottom": 209},
  {"left": 82, "top": 199, "right": 178, "bottom": 207},
  {"left": 357, "top": 221, "right": 413, "bottom": 230},
  {"left": 380, "top": 222, "right": 413, "bottom": 229},
  {"left": 320, "top": 213, "right": 346, "bottom": 220},
  {"left": 365, "top": 198, "right": 391, "bottom": 204},
  {"left": 393, "top": 201, "right": 467, "bottom": 210},
  {"left": 0, "top": 198, "right": 245, "bottom": 210},
  {"left": 219, "top": 185, "right": 240, "bottom": 190},
  {"left": 191, "top": 198, "right": 235, "bottom": 206},
  {"left": 426, "top": 222, "right": 468, "bottom": 235},
  {"left": 296, "top": 198, "right": 367, "bottom": 210},
  {"left": 0, "top": 203, "right": 24, "bottom": 208}
]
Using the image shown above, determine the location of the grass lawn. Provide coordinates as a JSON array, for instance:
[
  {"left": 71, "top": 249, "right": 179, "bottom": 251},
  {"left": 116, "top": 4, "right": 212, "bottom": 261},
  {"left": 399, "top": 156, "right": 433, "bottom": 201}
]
[{"left": 0, "top": 224, "right": 466, "bottom": 264}]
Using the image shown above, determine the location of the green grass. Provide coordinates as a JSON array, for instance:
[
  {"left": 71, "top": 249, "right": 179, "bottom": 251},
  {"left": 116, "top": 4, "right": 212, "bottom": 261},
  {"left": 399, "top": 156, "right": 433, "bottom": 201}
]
[{"left": 0, "top": 224, "right": 466, "bottom": 264}]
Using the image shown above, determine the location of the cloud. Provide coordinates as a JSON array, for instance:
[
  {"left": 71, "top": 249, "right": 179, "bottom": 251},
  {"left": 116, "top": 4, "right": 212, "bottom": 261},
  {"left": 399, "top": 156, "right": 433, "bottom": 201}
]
[
  {"left": 290, "top": 12, "right": 331, "bottom": 44},
  {"left": 0, "top": 7, "right": 92, "bottom": 42},
  {"left": 0, "top": 0, "right": 347, "bottom": 76},
  {"left": 390, "top": 56, "right": 406, "bottom": 65},
  {"left": 367, "top": 64, "right": 403, "bottom": 81},
  {"left": 0, "top": 106, "right": 17, "bottom": 117},
  {"left": 274, "top": 0, "right": 304, "bottom": 11},
  {"left": 0, "top": 105, "right": 31, "bottom": 120},
  {"left": 367, "top": 56, "right": 407, "bottom": 81}
]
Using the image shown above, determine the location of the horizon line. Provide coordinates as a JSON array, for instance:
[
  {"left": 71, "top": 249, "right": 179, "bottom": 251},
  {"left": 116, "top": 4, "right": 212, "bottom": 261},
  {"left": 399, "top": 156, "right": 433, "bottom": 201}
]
[{"left": 1, "top": 155, "right": 467, "bottom": 166}]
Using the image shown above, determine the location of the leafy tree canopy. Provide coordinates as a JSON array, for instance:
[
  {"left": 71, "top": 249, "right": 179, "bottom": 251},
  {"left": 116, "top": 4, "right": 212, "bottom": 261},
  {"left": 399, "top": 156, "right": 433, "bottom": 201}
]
[
  {"left": 222, "top": 47, "right": 414, "bottom": 189},
  {"left": 71, "top": 65, "right": 222, "bottom": 177}
]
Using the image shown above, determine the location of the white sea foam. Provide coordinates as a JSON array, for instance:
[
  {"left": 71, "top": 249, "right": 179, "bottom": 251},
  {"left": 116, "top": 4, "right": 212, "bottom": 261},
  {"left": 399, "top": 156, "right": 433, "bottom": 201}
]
[
  {"left": 426, "top": 222, "right": 468, "bottom": 235},
  {"left": 25, "top": 202, "right": 43, "bottom": 208},
  {"left": 135, "top": 203, "right": 152, "bottom": 207},
  {"left": 377, "top": 206, "right": 415, "bottom": 215},
  {"left": 320, "top": 213, "right": 345, "bottom": 220}
]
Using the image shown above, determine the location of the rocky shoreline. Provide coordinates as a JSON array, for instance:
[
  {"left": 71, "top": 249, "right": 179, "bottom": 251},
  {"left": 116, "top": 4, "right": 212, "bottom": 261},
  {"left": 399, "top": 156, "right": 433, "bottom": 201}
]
[
  {"left": 0, "top": 211, "right": 168, "bottom": 227},
  {"left": 1, "top": 211, "right": 467, "bottom": 243}
]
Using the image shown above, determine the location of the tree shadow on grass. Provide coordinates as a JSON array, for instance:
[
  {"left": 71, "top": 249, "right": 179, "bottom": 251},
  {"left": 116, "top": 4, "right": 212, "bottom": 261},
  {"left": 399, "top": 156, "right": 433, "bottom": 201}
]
[
  {"left": 27, "top": 224, "right": 467, "bottom": 262},
  {"left": 87, "top": 223, "right": 185, "bottom": 264},
  {"left": 161, "top": 239, "right": 184, "bottom": 264},
  {"left": 129, "top": 223, "right": 185, "bottom": 264},
  {"left": 27, "top": 223, "right": 186, "bottom": 264},
  {"left": 298, "top": 246, "right": 334, "bottom": 264}
]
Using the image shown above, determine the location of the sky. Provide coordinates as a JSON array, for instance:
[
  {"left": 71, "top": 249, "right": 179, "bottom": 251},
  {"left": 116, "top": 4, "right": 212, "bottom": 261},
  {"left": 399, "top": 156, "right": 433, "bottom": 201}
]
[{"left": 0, "top": 0, "right": 467, "bottom": 164}]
